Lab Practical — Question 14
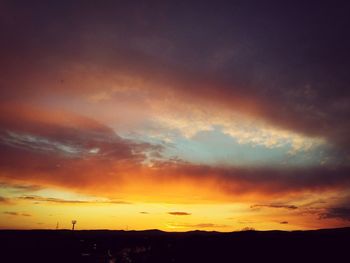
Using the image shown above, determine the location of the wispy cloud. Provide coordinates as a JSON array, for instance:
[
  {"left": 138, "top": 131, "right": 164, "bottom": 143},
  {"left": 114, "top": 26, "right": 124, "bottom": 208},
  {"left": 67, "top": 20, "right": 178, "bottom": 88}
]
[
  {"left": 251, "top": 204, "right": 298, "bottom": 210},
  {"left": 0, "top": 196, "right": 12, "bottom": 204},
  {"left": 168, "top": 212, "right": 191, "bottom": 216},
  {"left": 19, "top": 195, "right": 131, "bottom": 205},
  {"left": 0, "top": 182, "right": 42, "bottom": 192},
  {"left": 3, "top": 211, "right": 31, "bottom": 217}
]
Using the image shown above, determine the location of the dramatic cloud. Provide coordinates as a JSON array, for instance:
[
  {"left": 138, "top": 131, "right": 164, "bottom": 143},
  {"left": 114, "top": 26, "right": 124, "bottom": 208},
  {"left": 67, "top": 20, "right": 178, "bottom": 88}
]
[
  {"left": 0, "top": 104, "right": 159, "bottom": 161},
  {"left": 146, "top": 163, "right": 350, "bottom": 199},
  {"left": 0, "top": 106, "right": 349, "bottom": 202},
  {"left": 0, "top": 1, "right": 349, "bottom": 230},
  {"left": 0, "top": 104, "right": 163, "bottom": 195},
  {"left": 1, "top": 1, "right": 349, "bottom": 154}
]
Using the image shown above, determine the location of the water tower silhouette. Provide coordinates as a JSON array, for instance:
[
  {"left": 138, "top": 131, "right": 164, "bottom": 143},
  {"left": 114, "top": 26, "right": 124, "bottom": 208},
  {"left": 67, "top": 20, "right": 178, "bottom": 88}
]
[{"left": 71, "top": 220, "right": 77, "bottom": 230}]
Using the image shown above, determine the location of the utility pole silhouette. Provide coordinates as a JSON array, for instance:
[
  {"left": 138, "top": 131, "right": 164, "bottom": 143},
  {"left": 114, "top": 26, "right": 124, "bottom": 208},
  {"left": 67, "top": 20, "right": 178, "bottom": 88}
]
[
  {"left": 71, "top": 220, "right": 77, "bottom": 230},
  {"left": 56, "top": 222, "right": 59, "bottom": 230}
]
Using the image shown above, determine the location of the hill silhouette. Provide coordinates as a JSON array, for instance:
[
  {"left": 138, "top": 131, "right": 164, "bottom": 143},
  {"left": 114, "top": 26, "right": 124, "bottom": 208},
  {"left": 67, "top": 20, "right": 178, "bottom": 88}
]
[{"left": 0, "top": 227, "right": 349, "bottom": 262}]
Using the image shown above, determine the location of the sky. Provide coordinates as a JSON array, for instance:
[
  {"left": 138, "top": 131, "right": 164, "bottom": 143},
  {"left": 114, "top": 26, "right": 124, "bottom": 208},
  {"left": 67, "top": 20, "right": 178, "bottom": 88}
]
[{"left": 0, "top": 0, "right": 349, "bottom": 231}]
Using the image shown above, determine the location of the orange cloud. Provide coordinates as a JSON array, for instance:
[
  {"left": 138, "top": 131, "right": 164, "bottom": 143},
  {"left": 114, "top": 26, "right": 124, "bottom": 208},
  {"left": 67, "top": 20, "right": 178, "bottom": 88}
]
[{"left": 0, "top": 106, "right": 348, "bottom": 205}]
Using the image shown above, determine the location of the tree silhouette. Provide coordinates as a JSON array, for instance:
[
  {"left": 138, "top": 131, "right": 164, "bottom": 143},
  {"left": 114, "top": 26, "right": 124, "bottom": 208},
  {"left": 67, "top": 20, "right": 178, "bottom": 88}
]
[
  {"left": 71, "top": 220, "right": 77, "bottom": 230},
  {"left": 241, "top": 226, "right": 255, "bottom": 231}
]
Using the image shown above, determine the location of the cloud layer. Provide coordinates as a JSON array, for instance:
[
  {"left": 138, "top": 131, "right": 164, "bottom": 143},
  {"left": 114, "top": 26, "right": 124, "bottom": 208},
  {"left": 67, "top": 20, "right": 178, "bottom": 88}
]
[
  {"left": 0, "top": 104, "right": 349, "bottom": 204},
  {"left": 0, "top": 1, "right": 349, "bottom": 230},
  {"left": 1, "top": 1, "right": 349, "bottom": 154}
]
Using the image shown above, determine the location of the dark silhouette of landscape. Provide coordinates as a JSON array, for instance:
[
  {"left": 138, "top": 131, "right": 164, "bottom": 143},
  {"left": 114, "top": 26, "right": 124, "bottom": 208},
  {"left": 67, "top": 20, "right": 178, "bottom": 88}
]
[{"left": 1, "top": 227, "right": 349, "bottom": 262}]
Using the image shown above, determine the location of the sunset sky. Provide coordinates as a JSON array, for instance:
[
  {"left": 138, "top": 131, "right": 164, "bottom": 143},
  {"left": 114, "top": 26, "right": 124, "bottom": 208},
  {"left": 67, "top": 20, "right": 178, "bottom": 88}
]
[{"left": 0, "top": 1, "right": 349, "bottom": 231}]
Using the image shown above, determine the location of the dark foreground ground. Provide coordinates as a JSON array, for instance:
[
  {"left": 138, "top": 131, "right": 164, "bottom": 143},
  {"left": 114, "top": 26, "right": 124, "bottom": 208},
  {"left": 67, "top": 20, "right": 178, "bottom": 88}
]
[{"left": 0, "top": 228, "right": 349, "bottom": 263}]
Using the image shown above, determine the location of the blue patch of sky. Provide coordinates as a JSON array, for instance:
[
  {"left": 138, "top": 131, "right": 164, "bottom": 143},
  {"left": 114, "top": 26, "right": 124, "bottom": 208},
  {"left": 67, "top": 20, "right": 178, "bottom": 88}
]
[{"left": 121, "top": 126, "right": 328, "bottom": 167}]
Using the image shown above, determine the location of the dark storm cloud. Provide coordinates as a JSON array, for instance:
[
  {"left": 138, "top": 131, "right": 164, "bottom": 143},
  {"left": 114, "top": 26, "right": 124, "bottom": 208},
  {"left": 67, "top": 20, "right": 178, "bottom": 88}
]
[
  {"left": 318, "top": 195, "right": 350, "bottom": 221},
  {"left": 1, "top": 0, "right": 349, "bottom": 154},
  {"left": 319, "top": 207, "right": 350, "bottom": 222},
  {"left": 153, "top": 163, "right": 350, "bottom": 196}
]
